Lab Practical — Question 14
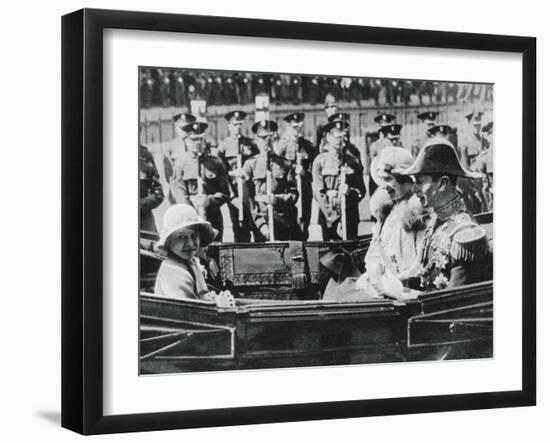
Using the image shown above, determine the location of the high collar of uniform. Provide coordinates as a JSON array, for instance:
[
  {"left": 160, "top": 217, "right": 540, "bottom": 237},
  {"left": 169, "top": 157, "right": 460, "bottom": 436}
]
[{"left": 434, "top": 194, "right": 466, "bottom": 222}]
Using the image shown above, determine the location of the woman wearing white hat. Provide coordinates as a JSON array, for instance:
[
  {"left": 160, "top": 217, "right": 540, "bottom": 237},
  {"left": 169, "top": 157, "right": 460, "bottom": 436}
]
[
  {"left": 154, "top": 204, "right": 218, "bottom": 300},
  {"left": 357, "top": 147, "right": 428, "bottom": 297}
]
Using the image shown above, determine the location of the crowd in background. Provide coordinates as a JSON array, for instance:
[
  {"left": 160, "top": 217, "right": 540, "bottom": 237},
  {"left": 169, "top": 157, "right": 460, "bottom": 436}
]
[{"left": 139, "top": 68, "right": 494, "bottom": 109}]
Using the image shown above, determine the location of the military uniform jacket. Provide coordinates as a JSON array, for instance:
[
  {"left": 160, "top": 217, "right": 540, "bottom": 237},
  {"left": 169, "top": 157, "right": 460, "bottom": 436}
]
[
  {"left": 217, "top": 135, "right": 257, "bottom": 169},
  {"left": 274, "top": 135, "right": 317, "bottom": 183},
  {"left": 243, "top": 152, "right": 299, "bottom": 227},
  {"left": 312, "top": 151, "right": 365, "bottom": 222},
  {"left": 139, "top": 145, "right": 164, "bottom": 231},
  {"left": 418, "top": 195, "right": 492, "bottom": 291},
  {"left": 162, "top": 137, "right": 187, "bottom": 180},
  {"left": 174, "top": 152, "right": 231, "bottom": 209},
  {"left": 217, "top": 135, "right": 258, "bottom": 194}
]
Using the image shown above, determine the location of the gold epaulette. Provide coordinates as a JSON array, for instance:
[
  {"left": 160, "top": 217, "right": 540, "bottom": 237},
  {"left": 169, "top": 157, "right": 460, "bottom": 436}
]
[{"left": 450, "top": 224, "right": 489, "bottom": 263}]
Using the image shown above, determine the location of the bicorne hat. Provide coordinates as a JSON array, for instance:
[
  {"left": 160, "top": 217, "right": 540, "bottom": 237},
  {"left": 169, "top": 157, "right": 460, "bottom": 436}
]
[{"left": 393, "top": 138, "right": 481, "bottom": 179}]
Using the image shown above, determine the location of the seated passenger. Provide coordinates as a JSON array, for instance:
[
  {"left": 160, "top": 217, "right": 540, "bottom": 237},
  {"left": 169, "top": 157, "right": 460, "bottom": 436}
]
[
  {"left": 393, "top": 138, "right": 492, "bottom": 290},
  {"left": 154, "top": 204, "right": 218, "bottom": 300},
  {"left": 358, "top": 147, "right": 428, "bottom": 296}
]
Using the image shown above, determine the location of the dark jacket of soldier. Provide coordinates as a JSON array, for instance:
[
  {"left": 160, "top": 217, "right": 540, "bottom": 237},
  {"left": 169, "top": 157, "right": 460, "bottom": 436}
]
[
  {"left": 174, "top": 152, "right": 231, "bottom": 241},
  {"left": 312, "top": 150, "right": 366, "bottom": 240},
  {"left": 243, "top": 151, "right": 301, "bottom": 241},
  {"left": 139, "top": 145, "right": 164, "bottom": 232},
  {"left": 217, "top": 135, "right": 259, "bottom": 242},
  {"left": 274, "top": 135, "right": 318, "bottom": 239}
]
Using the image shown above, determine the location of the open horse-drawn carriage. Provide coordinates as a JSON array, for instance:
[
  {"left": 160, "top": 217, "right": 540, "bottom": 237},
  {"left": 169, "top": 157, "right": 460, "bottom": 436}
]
[{"left": 139, "top": 213, "right": 493, "bottom": 374}]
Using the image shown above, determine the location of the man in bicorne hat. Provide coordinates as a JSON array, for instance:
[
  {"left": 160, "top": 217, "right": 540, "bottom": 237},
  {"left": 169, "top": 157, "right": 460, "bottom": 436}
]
[
  {"left": 394, "top": 138, "right": 492, "bottom": 291},
  {"left": 172, "top": 121, "right": 231, "bottom": 241},
  {"left": 275, "top": 112, "right": 318, "bottom": 240}
]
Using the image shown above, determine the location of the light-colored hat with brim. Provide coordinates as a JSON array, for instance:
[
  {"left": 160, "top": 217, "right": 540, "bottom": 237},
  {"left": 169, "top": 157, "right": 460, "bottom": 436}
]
[
  {"left": 393, "top": 137, "right": 482, "bottom": 179},
  {"left": 370, "top": 146, "right": 414, "bottom": 187},
  {"left": 156, "top": 204, "right": 218, "bottom": 251}
]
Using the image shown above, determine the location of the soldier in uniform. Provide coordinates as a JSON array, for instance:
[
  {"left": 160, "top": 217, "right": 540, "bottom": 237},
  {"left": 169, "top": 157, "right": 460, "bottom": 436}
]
[
  {"left": 368, "top": 113, "right": 396, "bottom": 196},
  {"left": 312, "top": 120, "right": 366, "bottom": 241},
  {"left": 172, "top": 122, "right": 231, "bottom": 241},
  {"left": 427, "top": 124, "right": 459, "bottom": 158},
  {"left": 315, "top": 93, "right": 338, "bottom": 150},
  {"left": 394, "top": 138, "right": 492, "bottom": 291},
  {"left": 473, "top": 121, "right": 494, "bottom": 210},
  {"left": 163, "top": 113, "right": 197, "bottom": 203},
  {"left": 411, "top": 111, "right": 439, "bottom": 158},
  {"left": 275, "top": 112, "right": 318, "bottom": 240},
  {"left": 327, "top": 112, "right": 362, "bottom": 161},
  {"left": 380, "top": 123, "right": 404, "bottom": 148},
  {"left": 242, "top": 120, "right": 301, "bottom": 242},
  {"left": 461, "top": 110, "right": 484, "bottom": 168},
  {"left": 217, "top": 110, "right": 259, "bottom": 242},
  {"left": 139, "top": 144, "right": 164, "bottom": 233}
]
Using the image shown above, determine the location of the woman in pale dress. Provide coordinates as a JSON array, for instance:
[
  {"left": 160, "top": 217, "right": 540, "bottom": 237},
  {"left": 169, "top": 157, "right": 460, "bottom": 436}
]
[{"left": 358, "top": 147, "right": 429, "bottom": 298}]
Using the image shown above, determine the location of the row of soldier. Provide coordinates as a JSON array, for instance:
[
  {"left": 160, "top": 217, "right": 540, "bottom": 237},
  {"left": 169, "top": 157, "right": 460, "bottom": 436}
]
[
  {"left": 140, "top": 101, "right": 493, "bottom": 243},
  {"left": 144, "top": 109, "right": 365, "bottom": 242}
]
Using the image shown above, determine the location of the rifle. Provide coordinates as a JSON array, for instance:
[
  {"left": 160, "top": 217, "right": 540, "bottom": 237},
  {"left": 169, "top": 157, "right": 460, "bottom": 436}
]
[
  {"left": 236, "top": 139, "right": 244, "bottom": 226},
  {"left": 340, "top": 144, "right": 348, "bottom": 240},
  {"left": 295, "top": 148, "right": 303, "bottom": 225},
  {"left": 266, "top": 150, "right": 275, "bottom": 242},
  {"left": 195, "top": 148, "right": 206, "bottom": 220}
]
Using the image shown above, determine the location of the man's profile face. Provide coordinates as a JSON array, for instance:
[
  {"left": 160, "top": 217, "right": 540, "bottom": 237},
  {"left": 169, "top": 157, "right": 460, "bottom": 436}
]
[{"left": 413, "top": 174, "right": 441, "bottom": 208}]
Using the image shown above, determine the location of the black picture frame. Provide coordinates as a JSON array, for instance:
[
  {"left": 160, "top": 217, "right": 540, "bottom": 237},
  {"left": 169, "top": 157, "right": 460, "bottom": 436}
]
[{"left": 61, "top": 8, "right": 536, "bottom": 435}]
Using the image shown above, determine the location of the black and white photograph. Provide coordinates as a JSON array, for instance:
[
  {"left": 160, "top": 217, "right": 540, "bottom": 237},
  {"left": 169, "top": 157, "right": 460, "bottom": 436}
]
[{"left": 138, "top": 68, "right": 494, "bottom": 374}]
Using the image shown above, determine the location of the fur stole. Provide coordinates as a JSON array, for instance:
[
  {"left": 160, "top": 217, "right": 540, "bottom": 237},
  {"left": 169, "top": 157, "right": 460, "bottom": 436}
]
[{"left": 369, "top": 188, "right": 429, "bottom": 232}]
